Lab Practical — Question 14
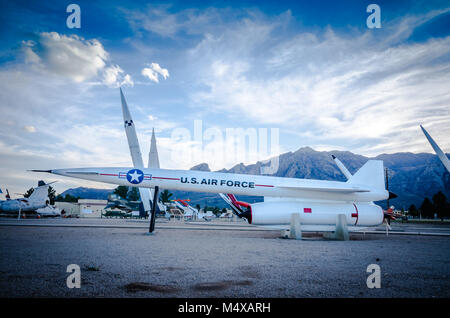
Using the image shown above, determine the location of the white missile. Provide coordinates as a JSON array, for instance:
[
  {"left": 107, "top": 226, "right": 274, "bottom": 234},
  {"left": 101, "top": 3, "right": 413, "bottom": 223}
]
[
  {"left": 420, "top": 125, "right": 450, "bottom": 173},
  {"left": 34, "top": 159, "right": 388, "bottom": 228},
  {"left": 120, "top": 88, "right": 153, "bottom": 213},
  {"left": 32, "top": 91, "right": 390, "bottom": 231}
]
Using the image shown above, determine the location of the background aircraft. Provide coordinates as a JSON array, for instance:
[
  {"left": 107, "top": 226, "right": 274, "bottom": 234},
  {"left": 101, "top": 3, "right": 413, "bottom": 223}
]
[
  {"left": 35, "top": 205, "right": 61, "bottom": 217},
  {"left": 171, "top": 199, "right": 197, "bottom": 219},
  {"left": 0, "top": 188, "right": 11, "bottom": 200},
  {"left": 0, "top": 181, "right": 51, "bottom": 216},
  {"left": 219, "top": 193, "right": 251, "bottom": 221},
  {"left": 171, "top": 199, "right": 215, "bottom": 221},
  {"left": 105, "top": 193, "right": 141, "bottom": 213}
]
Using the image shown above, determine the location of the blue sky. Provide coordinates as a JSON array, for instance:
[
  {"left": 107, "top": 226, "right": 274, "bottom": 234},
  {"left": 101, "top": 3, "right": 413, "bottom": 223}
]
[{"left": 0, "top": 0, "right": 449, "bottom": 195}]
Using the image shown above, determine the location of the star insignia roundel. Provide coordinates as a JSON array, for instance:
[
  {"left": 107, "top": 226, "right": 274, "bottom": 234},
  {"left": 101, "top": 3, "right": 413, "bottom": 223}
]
[{"left": 126, "top": 169, "right": 144, "bottom": 184}]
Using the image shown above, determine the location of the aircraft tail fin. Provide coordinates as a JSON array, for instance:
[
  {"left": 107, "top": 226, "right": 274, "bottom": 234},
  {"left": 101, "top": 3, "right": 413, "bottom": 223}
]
[
  {"left": 347, "top": 160, "right": 385, "bottom": 190},
  {"left": 28, "top": 182, "right": 50, "bottom": 204}
]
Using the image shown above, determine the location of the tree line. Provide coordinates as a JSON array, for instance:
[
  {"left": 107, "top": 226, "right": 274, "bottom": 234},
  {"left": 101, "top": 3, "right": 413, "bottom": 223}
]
[
  {"left": 112, "top": 186, "right": 174, "bottom": 203},
  {"left": 31, "top": 185, "right": 448, "bottom": 221},
  {"left": 23, "top": 185, "right": 177, "bottom": 205},
  {"left": 408, "top": 191, "right": 450, "bottom": 221}
]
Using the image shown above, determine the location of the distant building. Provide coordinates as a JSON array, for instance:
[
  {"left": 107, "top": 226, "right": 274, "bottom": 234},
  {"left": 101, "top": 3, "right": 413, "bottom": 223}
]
[
  {"left": 55, "top": 199, "right": 108, "bottom": 218},
  {"left": 54, "top": 202, "right": 78, "bottom": 216}
]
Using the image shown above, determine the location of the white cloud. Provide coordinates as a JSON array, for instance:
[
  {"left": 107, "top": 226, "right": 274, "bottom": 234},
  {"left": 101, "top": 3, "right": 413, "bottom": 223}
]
[
  {"left": 124, "top": 6, "right": 224, "bottom": 38},
  {"left": 141, "top": 62, "right": 169, "bottom": 83},
  {"left": 122, "top": 74, "right": 133, "bottom": 86},
  {"left": 22, "top": 41, "right": 40, "bottom": 64},
  {"left": 141, "top": 66, "right": 159, "bottom": 82},
  {"left": 21, "top": 32, "right": 133, "bottom": 87},
  {"left": 150, "top": 62, "right": 169, "bottom": 79},
  {"left": 103, "top": 65, "right": 134, "bottom": 87},
  {"left": 29, "top": 32, "right": 107, "bottom": 82},
  {"left": 23, "top": 125, "right": 36, "bottom": 133},
  {"left": 145, "top": 115, "right": 177, "bottom": 131},
  {"left": 184, "top": 10, "right": 450, "bottom": 156}
]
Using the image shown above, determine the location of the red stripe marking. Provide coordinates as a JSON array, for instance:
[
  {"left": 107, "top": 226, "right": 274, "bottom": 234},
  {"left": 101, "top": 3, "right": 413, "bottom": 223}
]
[
  {"left": 352, "top": 203, "right": 359, "bottom": 225},
  {"left": 304, "top": 208, "right": 312, "bottom": 213},
  {"left": 255, "top": 184, "right": 274, "bottom": 187},
  {"left": 100, "top": 173, "right": 118, "bottom": 176},
  {"left": 152, "top": 177, "right": 180, "bottom": 181}
]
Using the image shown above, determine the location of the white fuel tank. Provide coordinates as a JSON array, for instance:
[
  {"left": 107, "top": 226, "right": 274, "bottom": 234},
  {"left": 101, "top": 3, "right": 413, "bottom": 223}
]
[{"left": 250, "top": 201, "right": 383, "bottom": 227}]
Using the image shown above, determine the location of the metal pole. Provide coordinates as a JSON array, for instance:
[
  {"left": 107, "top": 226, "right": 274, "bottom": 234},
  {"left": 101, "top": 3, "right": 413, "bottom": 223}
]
[
  {"left": 385, "top": 167, "right": 389, "bottom": 209},
  {"left": 149, "top": 186, "right": 159, "bottom": 233}
]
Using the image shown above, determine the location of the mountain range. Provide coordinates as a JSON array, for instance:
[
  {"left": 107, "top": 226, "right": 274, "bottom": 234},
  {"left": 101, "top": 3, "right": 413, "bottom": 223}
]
[{"left": 60, "top": 147, "right": 450, "bottom": 210}]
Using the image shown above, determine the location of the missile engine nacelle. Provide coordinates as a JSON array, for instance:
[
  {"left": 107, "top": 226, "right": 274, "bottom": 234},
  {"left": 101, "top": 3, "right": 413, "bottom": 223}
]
[{"left": 250, "top": 201, "right": 383, "bottom": 227}]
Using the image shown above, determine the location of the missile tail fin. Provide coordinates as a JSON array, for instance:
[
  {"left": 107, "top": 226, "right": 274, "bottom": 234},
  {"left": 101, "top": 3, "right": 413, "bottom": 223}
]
[
  {"left": 148, "top": 128, "right": 160, "bottom": 169},
  {"left": 120, "top": 87, "right": 144, "bottom": 168},
  {"left": 120, "top": 88, "right": 152, "bottom": 212},
  {"left": 331, "top": 155, "right": 352, "bottom": 180},
  {"left": 420, "top": 125, "right": 450, "bottom": 173},
  {"left": 347, "top": 160, "right": 386, "bottom": 191}
]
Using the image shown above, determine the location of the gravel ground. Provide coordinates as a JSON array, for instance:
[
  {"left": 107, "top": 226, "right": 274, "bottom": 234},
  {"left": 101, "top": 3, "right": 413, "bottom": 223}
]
[{"left": 0, "top": 220, "right": 449, "bottom": 298}]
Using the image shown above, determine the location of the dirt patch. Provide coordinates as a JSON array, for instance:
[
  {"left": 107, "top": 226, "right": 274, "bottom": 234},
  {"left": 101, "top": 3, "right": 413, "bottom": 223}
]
[
  {"left": 124, "top": 282, "right": 179, "bottom": 293},
  {"left": 161, "top": 266, "right": 184, "bottom": 271},
  {"left": 5, "top": 274, "right": 34, "bottom": 280},
  {"left": 239, "top": 266, "right": 261, "bottom": 279},
  {"left": 192, "top": 280, "right": 253, "bottom": 291},
  {"left": 192, "top": 281, "right": 233, "bottom": 291},
  {"left": 233, "top": 280, "right": 253, "bottom": 286}
]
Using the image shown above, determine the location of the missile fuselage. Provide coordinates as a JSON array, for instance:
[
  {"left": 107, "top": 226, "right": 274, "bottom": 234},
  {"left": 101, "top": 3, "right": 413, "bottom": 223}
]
[{"left": 50, "top": 167, "right": 388, "bottom": 203}]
